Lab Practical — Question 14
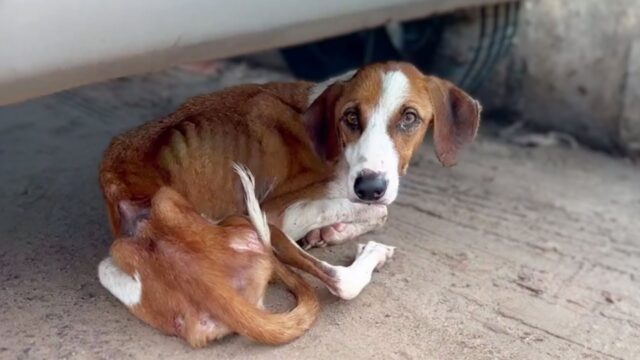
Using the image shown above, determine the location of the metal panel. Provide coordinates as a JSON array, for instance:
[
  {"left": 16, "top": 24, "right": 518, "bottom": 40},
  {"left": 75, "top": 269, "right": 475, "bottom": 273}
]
[{"left": 0, "top": 0, "right": 508, "bottom": 105}]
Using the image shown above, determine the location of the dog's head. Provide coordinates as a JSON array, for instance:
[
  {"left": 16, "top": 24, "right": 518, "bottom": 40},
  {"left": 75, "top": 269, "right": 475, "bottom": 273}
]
[{"left": 304, "top": 62, "right": 481, "bottom": 205}]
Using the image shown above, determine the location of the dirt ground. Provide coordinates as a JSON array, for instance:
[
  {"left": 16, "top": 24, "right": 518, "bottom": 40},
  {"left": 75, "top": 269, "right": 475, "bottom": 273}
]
[{"left": 0, "top": 62, "right": 639, "bottom": 360}]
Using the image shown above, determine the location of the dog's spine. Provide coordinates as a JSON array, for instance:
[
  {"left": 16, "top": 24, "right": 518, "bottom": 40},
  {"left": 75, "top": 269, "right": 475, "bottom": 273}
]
[{"left": 232, "top": 163, "right": 270, "bottom": 246}]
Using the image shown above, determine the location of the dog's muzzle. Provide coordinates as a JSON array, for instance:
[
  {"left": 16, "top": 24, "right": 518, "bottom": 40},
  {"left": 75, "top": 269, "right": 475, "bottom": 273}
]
[{"left": 353, "top": 170, "right": 388, "bottom": 202}]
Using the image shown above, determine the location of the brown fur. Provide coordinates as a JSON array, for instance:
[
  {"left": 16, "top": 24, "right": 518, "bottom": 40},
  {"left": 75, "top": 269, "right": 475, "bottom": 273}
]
[
  {"left": 110, "top": 187, "right": 319, "bottom": 346},
  {"left": 99, "top": 61, "right": 481, "bottom": 347},
  {"left": 100, "top": 82, "right": 332, "bottom": 234},
  {"left": 305, "top": 62, "right": 481, "bottom": 173}
]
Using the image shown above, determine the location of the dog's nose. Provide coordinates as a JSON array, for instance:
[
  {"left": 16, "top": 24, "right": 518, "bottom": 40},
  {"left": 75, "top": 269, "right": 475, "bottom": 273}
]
[{"left": 354, "top": 170, "right": 388, "bottom": 201}]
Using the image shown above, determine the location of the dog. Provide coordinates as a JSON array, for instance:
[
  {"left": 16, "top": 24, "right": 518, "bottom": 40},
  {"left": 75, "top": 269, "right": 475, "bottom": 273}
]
[
  {"left": 98, "top": 61, "right": 481, "bottom": 346},
  {"left": 100, "top": 165, "right": 319, "bottom": 346}
]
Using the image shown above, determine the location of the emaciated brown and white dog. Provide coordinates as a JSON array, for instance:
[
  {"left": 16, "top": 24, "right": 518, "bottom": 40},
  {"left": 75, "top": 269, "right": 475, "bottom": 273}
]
[{"left": 97, "top": 61, "right": 481, "bottom": 347}]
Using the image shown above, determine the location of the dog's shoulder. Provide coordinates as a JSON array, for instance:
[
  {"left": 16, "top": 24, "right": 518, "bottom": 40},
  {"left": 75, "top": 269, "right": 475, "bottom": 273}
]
[{"left": 255, "top": 81, "right": 314, "bottom": 112}]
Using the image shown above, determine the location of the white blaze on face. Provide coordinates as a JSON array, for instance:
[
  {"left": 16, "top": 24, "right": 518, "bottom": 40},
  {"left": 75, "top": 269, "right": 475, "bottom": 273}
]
[
  {"left": 344, "top": 70, "right": 408, "bottom": 204},
  {"left": 98, "top": 256, "right": 142, "bottom": 307}
]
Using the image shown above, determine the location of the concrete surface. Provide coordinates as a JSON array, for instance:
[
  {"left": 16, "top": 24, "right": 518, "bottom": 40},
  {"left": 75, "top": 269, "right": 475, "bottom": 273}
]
[
  {"left": 621, "top": 40, "right": 640, "bottom": 155},
  {"left": 1, "top": 62, "right": 639, "bottom": 359},
  {"left": 479, "top": 0, "right": 640, "bottom": 154}
]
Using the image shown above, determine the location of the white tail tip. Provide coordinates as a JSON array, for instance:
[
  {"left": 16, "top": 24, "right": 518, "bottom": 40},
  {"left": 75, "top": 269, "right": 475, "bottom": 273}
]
[{"left": 232, "top": 163, "right": 271, "bottom": 246}]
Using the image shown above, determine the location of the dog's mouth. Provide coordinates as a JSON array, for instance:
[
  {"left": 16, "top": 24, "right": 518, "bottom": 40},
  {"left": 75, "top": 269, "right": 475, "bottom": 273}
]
[{"left": 349, "top": 197, "right": 391, "bottom": 206}]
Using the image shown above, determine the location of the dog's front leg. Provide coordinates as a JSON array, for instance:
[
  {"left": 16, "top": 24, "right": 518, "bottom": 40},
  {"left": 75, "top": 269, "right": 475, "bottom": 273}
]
[
  {"left": 300, "top": 212, "right": 388, "bottom": 249},
  {"left": 279, "top": 199, "right": 387, "bottom": 245}
]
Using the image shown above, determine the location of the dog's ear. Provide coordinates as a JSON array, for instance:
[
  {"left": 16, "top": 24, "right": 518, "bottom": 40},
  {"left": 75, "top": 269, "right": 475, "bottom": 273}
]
[
  {"left": 425, "top": 76, "right": 481, "bottom": 167},
  {"left": 303, "top": 82, "right": 344, "bottom": 162}
]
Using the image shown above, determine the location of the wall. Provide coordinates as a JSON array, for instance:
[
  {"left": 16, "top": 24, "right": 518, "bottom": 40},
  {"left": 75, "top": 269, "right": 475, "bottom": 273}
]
[{"left": 480, "top": 0, "right": 640, "bottom": 155}]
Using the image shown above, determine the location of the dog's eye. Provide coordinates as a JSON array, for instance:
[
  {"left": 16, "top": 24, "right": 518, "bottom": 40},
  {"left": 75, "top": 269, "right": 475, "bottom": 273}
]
[
  {"left": 399, "top": 109, "right": 420, "bottom": 132},
  {"left": 343, "top": 109, "right": 360, "bottom": 131}
]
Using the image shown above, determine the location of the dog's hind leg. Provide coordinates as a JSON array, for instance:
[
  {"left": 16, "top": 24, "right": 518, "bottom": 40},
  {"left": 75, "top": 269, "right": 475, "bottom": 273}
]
[{"left": 269, "top": 225, "right": 394, "bottom": 300}]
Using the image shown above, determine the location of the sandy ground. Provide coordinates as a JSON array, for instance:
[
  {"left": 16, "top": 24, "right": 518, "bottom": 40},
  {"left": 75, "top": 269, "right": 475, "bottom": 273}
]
[{"left": 0, "top": 62, "right": 639, "bottom": 360}]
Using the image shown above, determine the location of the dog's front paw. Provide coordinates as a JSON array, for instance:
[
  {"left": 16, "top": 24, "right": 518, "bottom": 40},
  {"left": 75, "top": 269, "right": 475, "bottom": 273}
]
[
  {"left": 300, "top": 228, "right": 326, "bottom": 249},
  {"left": 329, "top": 241, "right": 397, "bottom": 300},
  {"left": 299, "top": 223, "right": 346, "bottom": 249},
  {"left": 356, "top": 241, "right": 395, "bottom": 270},
  {"left": 301, "top": 222, "right": 376, "bottom": 249}
]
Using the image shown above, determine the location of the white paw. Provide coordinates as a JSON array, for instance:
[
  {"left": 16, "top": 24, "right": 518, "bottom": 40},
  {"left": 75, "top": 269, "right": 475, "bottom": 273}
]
[
  {"left": 330, "top": 241, "right": 396, "bottom": 300},
  {"left": 330, "top": 266, "right": 369, "bottom": 300},
  {"left": 357, "top": 241, "right": 395, "bottom": 270}
]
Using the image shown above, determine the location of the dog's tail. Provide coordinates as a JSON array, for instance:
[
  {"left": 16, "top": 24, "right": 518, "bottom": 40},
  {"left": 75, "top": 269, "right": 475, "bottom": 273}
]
[
  {"left": 232, "top": 163, "right": 271, "bottom": 247},
  {"left": 213, "top": 163, "right": 320, "bottom": 345}
]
